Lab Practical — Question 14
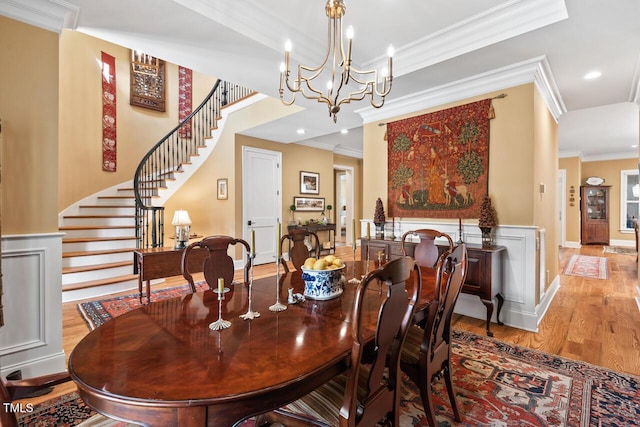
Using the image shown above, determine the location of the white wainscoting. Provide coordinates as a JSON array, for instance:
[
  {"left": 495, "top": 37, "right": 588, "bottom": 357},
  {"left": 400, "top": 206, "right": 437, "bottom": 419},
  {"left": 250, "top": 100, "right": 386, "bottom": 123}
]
[
  {"left": 0, "top": 233, "right": 66, "bottom": 378},
  {"left": 359, "top": 220, "right": 554, "bottom": 332}
]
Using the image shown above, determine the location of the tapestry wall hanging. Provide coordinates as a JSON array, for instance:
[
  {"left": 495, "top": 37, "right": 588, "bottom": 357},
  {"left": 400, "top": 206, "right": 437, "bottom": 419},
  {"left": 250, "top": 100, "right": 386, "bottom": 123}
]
[
  {"left": 129, "top": 50, "right": 166, "bottom": 112},
  {"left": 178, "top": 66, "right": 192, "bottom": 138},
  {"left": 387, "top": 98, "right": 492, "bottom": 219},
  {"left": 101, "top": 51, "right": 117, "bottom": 172}
]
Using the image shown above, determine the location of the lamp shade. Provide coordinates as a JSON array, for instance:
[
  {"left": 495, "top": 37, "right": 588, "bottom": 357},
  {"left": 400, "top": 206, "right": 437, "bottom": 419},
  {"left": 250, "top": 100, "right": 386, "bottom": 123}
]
[{"left": 172, "top": 210, "right": 192, "bottom": 226}]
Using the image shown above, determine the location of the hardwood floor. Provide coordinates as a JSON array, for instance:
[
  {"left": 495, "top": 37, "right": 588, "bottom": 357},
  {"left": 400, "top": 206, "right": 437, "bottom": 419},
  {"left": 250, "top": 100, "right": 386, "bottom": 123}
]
[{"left": 26, "top": 244, "right": 640, "bottom": 406}]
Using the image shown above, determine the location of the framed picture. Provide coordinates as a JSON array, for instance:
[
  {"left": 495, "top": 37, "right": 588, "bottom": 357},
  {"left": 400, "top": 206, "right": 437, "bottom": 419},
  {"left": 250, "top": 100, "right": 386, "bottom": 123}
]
[
  {"left": 294, "top": 196, "right": 325, "bottom": 212},
  {"left": 300, "top": 171, "right": 320, "bottom": 194},
  {"left": 217, "top": 178, "right": 228, "bottom": 200}
]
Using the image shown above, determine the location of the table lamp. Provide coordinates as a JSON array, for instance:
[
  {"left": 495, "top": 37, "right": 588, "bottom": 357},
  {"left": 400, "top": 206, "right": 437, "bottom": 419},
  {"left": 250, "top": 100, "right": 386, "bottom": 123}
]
[{"left": 172, "top": 210, "right": 192, "bottom": 249}]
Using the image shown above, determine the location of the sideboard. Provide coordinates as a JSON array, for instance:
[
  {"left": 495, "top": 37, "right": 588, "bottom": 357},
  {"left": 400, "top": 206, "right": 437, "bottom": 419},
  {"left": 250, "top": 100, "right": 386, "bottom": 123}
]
[{"left": 361, "top": 237, "right": 506, "bottom": 336}]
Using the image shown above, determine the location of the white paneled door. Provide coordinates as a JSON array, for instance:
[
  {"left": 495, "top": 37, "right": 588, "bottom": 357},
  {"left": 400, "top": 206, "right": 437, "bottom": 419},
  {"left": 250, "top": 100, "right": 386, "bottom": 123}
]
[{"left": 242, "top": 147, "right": 282, "bottom": 265}]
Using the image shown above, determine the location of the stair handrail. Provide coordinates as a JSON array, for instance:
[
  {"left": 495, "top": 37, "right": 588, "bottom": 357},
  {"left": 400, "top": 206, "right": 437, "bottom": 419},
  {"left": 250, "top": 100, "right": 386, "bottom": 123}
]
[{"left": 133, "top": 79, "right": 254, "bottom": 248}]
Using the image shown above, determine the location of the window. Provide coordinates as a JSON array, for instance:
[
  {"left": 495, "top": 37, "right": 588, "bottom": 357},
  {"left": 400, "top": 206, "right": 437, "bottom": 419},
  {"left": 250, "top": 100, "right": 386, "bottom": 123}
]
[{"left": 620, "top": 169, "right": 639, "bottom": 230}]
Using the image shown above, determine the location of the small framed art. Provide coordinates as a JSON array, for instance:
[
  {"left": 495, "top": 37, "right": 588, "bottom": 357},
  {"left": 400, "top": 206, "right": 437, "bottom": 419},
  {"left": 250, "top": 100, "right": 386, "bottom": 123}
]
[
  {"left": 294, "top": 196, "right": 325, "bottom": 212},
  {"left": 300, "top": 171, "right": 320, "bottom": 194},
  {"left": 217, "top": 178, "right": 228, "bottom": 200}
]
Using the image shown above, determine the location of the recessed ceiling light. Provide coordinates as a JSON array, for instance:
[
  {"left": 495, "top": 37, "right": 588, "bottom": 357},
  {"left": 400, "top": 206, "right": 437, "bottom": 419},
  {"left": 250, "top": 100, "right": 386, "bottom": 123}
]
[
  {"left": 296, "top": 129, "right": 306, "bottom": 135},
  {"left": 340, "top": 129, "right": 348, "bottom": 134},
  {"left": 632, "top": 144, "right": 638, "bottom": 148},
  {"left": 584, "top": 71, "right": 602, "bottom": 80}
]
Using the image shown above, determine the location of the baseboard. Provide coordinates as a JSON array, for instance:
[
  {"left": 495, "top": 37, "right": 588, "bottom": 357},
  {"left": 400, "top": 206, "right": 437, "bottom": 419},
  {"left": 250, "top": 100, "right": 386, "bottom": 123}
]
[
  {"left": 563, "top": 241, "right": 581, "bottom": 248},
  {"left": 536, "top": 274, "right": 560, "bottom": 328}
]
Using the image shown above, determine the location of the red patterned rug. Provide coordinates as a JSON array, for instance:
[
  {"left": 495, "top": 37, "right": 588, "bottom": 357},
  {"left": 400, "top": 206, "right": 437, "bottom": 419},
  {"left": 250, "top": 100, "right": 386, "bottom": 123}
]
[
  {"left": 50, "top": 326, "right": 639, "bottom": 426},
  {"left": 562, "top": 254, "right": 609, "bottom": 279},
  {"left": 78, "top": 282, "right": 207, "bottom": 330}
]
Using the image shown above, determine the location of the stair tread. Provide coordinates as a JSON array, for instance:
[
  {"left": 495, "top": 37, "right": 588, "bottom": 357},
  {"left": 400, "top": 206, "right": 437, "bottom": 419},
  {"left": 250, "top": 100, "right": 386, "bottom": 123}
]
[
  {"left": 63, "top": 274, "right": 139, "bottom": 292},
  {"left": 63, "top": 215, "right": 136, "bottom": 219},
  {"left": 79, "top": 205, "right": 136, "bottom": 208},
  {"left": 60, "top": 225, "right": 135, "bottom": 230},
  {"left": 63, "top": 236, "right": 136, "bottom": 243},
  {"left": 63, "top": 260, "right": 133, "bottom": 274},
  {"left": 63, "top": 248, "right": 135, "bottom": 258},
  {"left": 98, "top": 196, "right": 135, "bottom": 199}
]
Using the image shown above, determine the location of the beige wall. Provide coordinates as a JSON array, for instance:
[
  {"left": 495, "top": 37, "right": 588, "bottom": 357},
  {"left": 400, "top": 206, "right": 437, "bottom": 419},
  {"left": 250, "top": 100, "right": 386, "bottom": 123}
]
[
  {"left": 0, "top": 17, "right": 59, "bottom": 234},
  {"left": 363, "top": 84, "right": 540, "bottom": 227},
  {"left": 58, "top": 30, "right": 217, "bottom": 211},
  {"left": 581, "top": 158, "right": 638, "bottom": 243},
  {"left": 363, "top": 83, "right": 559, "bottom": 301},
  {"left": 532, "top": 88, "right": 559, "bottom": 289},
  {"left": 559, "top": 156, "right": 582, "bottom": 243}
]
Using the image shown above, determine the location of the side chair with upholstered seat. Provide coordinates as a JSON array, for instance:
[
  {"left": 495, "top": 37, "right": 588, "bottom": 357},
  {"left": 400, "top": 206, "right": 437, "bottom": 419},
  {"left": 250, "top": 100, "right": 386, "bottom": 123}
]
[
  {"left": 279, "top": 228, "right": 321, "bottom": 273},
  {"left": 181, "top": 235, "right": 252, "bottom": 293},
  {"left": 400, "top": 243, "right": 468, "bottom": 427},
  {"left": 401, "top": 229, "right": 454, "bottom": 268},
  {"left": 254, "top": 256, "right": 422, "bottom": 427}
]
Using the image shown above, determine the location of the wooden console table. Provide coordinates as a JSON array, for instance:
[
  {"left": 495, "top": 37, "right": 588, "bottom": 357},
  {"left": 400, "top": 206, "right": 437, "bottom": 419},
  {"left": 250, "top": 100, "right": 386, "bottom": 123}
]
[
  {"left": 361, "top": 237, "right": 506, "bottom": 336},
  {"left": 133, "top": 247, "right": 208, "bottom": 303},
  {"left": 287, "top": 223, "right": 336, "bottom": 255}
]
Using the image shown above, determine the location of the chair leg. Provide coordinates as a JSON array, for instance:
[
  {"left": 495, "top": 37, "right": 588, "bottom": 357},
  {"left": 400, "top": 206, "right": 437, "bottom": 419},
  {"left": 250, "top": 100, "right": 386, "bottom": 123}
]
[
  {"left": 423, "top": 382, "right": 438, "bottom": 427},
  {"left": 443, "top": 364, "right": 461, "bottom": 422}
]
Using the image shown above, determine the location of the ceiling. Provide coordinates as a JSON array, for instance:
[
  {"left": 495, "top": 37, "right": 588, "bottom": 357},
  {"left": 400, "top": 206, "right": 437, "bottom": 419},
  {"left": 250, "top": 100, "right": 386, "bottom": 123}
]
[{"left": 3, "top": 0, "right": 639, "bottom": 160}]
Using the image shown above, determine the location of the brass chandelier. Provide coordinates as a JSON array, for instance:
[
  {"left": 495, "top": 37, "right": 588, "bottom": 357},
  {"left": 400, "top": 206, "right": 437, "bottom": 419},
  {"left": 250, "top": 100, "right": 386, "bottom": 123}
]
[{"left": 279, "top": 0, "right": 393, "bottom": 122}]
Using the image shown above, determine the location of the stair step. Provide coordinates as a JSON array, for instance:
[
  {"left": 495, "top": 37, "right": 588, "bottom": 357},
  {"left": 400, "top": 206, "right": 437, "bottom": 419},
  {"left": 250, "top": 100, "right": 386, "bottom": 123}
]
[
  {"left": 63, "top": 236, "right": 136, "bottom": 243},
  {"left": 63, "top": 215, "right": 135, "bottom": 219},
  {"left": 61, "top": 215, "right": 135, "bottom": 227},
  {"left": 63, "top": 260, "right": 133, "bottom": 274},
  {"left": 62, "top": 274, "right": 139, "bottom": 292},
  {"left": 77, "top": 206, "right": 136, "bottom": 215},
  {"left": 63, "top": 248, "right": 135, "bottom": 258},
  {"left": 60, "top": 225, "right": 135, "bottom": 231},
  {"left": 79, "top": 205, "right": 134, "bottom": 208}
]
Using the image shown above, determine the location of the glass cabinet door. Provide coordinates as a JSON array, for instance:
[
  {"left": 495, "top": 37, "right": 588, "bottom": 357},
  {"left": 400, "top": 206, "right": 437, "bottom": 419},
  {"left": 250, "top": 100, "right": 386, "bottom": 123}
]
[{"left": 586, "top": 188, "right": 606, "bottom": 220}]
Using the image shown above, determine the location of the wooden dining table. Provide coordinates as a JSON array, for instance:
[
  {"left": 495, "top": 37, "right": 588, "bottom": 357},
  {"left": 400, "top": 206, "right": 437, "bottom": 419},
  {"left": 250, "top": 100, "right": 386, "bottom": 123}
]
[{"left": 68, "top": 261, "right": 436, "bottom": 427}]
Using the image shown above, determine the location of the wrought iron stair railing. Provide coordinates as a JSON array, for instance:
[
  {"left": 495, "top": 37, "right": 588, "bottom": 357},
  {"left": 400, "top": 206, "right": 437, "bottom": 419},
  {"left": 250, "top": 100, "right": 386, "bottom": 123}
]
[{"left": 133, "top": 79, "right": 254, "bottom": 248}]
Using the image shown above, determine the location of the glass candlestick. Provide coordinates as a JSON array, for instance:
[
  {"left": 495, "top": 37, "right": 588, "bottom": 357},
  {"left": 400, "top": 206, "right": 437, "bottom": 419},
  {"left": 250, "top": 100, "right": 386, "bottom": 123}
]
[
  {"left": 348, "top": 243, "right": 360, "bottom": 284},
  {"left": 269, "top": 256, "right": 287, "bottom": 312},
  {"left": 209, "top": 288, "right": 231, "bottom": 330},
  {"left": 240, "top": 252, "right": 261, "bottom": 320}
]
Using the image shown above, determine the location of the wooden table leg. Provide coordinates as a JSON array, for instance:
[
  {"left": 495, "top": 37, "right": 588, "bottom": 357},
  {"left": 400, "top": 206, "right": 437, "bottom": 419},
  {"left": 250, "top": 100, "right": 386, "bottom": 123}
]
[{"left": 480, "top": 298, "right": 494, "bottom": 337}]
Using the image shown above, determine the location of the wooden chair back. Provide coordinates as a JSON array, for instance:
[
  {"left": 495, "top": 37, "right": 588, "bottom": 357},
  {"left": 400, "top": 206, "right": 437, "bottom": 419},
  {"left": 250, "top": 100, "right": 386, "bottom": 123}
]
[
  {"left": 1, "top": 371, "right": 72, "bottom": 427},
  {"left": 401, "top": 243, "right": 467, "bottom": 427},
  {"left": 401, "top": 229, "right": 453, "bottom": 268},
  {"left": 341, "top": 256, "right": 422, "bottom": 426},
  {"left": 279, "top": 228, "right": 321, "bottom": 272},
  {"left": 181, "top": 235, "right": 251, "bottom": 293}
]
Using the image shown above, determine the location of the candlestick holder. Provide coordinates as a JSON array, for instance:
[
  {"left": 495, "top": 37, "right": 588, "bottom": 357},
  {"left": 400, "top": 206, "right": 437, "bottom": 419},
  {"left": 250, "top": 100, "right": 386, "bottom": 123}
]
[
  {"left": 269, "top": 255, "right": 287, "bottom": 312},
  {"left": 348, "top": 243, "right": 360, "bottom": 284},
  {"left": 209, "top": 288, "right": 231, "bottom": 330},
  {"left": 240, "top": 252, "right": 261, "bottom": 320}
]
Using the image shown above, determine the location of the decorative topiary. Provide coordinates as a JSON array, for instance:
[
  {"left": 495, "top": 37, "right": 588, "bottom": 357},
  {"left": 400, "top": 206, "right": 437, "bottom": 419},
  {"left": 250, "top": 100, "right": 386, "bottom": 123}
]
[
  {"left": 478, "top": 195, "right": 497, "bottom": 227},
  {"left": 374, "top": 198, "right": 386, "bottom": 225},
  {"left": 478, "top": 195, "right": 497, "bottom": 248}
]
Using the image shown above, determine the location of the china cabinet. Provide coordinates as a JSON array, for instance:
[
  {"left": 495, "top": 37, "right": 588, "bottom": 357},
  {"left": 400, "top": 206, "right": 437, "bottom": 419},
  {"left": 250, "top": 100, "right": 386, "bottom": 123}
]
[{"left": 580, "top": 185, "right": 610, "bottom": 245}]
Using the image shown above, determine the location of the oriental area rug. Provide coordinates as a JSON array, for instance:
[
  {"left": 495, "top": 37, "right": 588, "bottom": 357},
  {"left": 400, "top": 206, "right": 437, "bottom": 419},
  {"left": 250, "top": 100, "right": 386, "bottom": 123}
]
[
  {"left": 77, "top": 282, "right": 208, "bottom": 330},
  {"left": 36, "top": 329, "right": 639, "bottom": 426},
  {"left": 562, "top": 254, "right": 609, "bottom": 279}
]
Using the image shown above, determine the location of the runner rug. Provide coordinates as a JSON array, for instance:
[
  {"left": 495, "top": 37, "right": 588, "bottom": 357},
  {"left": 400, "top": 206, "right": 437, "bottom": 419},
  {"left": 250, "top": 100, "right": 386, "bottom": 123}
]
[
  {"left": 562, "top": 254, "right": 609, "bottom": 279},
  {"left": 603, "top": 245, "right": 638, "bottom": 255},
  {"left": 78, "top": 282, "right": 208, "bottom": 330},
  {"left": 31, "top": 330, "right": 639, "bottom": 426}
]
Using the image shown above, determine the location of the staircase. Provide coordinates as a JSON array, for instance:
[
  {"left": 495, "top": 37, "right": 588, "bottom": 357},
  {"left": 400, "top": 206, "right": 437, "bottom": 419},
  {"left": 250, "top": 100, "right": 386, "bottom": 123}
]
[{"left": 60, "top": 81, "right": 261, "bottom": 302}]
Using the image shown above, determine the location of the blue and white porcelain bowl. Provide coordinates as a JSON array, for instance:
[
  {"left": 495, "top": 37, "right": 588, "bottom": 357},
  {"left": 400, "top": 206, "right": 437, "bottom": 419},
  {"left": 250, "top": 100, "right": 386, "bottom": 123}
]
[{"left": 301, "top": 265, "right": 345, "bottom": 300}]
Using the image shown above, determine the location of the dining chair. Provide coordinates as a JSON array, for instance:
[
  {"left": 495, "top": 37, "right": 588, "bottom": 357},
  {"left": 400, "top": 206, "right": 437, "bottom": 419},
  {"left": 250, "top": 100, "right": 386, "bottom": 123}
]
[
  {"left": 255, "top": 256, "right": 422, "bottom": 427},
  {"left": 182, "top": 235, "right": 252, "bottom": 293},
  {"left": 400, "top": 243, "right": 468, "bottom": 427},
  {"left": 401, "top": 229, "right": 454, "bottom": 268},
  {"left": 280, "top": 228, "right": 321, "bottom": 273}
]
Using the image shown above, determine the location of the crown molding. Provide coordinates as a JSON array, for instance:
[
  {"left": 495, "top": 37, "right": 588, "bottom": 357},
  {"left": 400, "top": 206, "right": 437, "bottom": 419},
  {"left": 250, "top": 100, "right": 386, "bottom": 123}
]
[
  {"left": 628, "top": 52, "right": 640, "bottom": 106},
  {"left": 363, "top": 0, "right": 568, "bottom": 77},
  {"left": 0, "top": 0, "right": 78, "bottom": 33},
  {"left": 357, "top": 56, "right": 566, "bottom": 124},
  {"left": 580, "top": 151, "right": 639, "bottom": 162}
]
